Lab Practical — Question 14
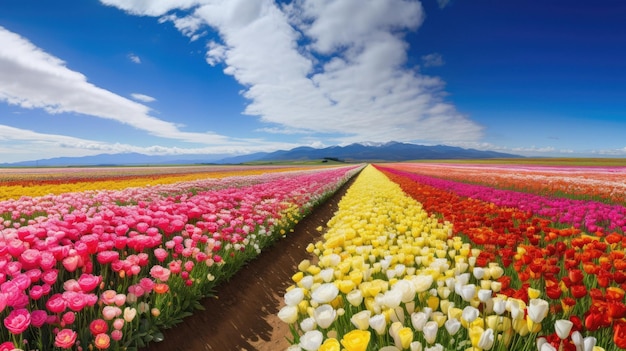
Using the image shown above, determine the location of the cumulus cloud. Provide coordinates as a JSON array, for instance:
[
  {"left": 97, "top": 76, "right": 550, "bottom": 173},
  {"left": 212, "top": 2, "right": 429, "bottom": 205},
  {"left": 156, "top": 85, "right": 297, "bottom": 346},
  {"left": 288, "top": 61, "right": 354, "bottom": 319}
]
[
  {"left": 130, "top": 93, "right": 156, "bottom": 102},
  {"left": 422, "top": 53, "right": 445, "bottom": 67},
  {"left": 101, "top": 0, "right": 484, "bottom": 146}
]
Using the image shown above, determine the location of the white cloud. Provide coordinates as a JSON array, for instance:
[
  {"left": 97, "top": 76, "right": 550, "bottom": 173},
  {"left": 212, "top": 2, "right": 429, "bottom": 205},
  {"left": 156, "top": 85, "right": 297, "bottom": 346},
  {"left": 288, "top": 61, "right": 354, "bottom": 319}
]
[
  {"left": 422, "top": 53, "right": 445, "bottom": 67},
  {"left": 130, "top": 93, "right": 156, "bottom": 102},
  {"left": 0, "top": 124, "right": 300, "bottom": 163},
  {"left": 100, "top": 0, "right": 485, "bottom": 146},
  {"left": 128, "top": 53, "right": 141, "bottom": 63},
  {"left": 0, "top": 26, "right": 239, "bottom": 145}
]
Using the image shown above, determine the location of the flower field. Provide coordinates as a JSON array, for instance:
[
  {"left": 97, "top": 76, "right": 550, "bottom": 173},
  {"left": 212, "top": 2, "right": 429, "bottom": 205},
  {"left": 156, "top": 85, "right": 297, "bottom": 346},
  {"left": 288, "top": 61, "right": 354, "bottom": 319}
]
[
  {"left": 279, "top": 163, "right": 626, "bottom": 351},
  {"left": 0, "top": 164, "right": 362, "bottom": 350}
]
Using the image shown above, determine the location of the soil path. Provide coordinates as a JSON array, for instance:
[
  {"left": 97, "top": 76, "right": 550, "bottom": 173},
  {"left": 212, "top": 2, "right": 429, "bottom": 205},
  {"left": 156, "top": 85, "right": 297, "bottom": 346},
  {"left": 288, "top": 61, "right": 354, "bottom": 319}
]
[{"left": 144, "top": 175, "right": 355, "bottom": 351}]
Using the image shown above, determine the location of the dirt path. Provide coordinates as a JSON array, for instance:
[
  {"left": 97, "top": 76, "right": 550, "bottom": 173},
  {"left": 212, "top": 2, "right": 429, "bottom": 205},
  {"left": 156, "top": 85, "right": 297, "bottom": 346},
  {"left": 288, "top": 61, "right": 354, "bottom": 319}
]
[{"left": 144, "top": 175, "right": 355, "bottom": 351}]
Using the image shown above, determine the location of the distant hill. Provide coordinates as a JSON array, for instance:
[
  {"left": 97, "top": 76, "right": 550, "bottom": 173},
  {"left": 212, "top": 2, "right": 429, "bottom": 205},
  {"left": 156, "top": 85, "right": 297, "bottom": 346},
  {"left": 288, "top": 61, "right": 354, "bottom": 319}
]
[
  {"left": 1, "top": 142, "right": 522, "bottom": 167},
  {"left": 217, "top": 142, "right": 522, "bottom": 163}
]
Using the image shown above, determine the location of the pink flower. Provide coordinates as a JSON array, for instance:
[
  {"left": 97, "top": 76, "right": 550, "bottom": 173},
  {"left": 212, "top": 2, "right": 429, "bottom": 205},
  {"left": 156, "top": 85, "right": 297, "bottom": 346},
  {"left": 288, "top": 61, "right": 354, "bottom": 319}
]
[
  {"left": 19, "top": 248, "right": 41, "bottom": 270},
  {"left": 4, "top": 308, "right": 31, "bottom": 334},
  {"left": 139, "top": 278, "right": 155, "bottom": 293},
  {"left": 90, "top": 318, "right": 108, "bottom": 336},
  {"left": 149, "top": 265, "right": 171, "bottom": 282},
  {"left": 111, "top": 329, "right": 123, "bottom": 341},
  {"left": 95, "top": 333, "right": 111, "bottom": 350},
  {"left": 0, "top": 341, "right": 15, "bottom": 351},
  {"left": 54, "top": 328, "right": 77, "bottom": 349},
  {"left": 102, "top": 306, "right": 122, "bottom": 320},
  {"left": 62, "top": 255, "right": 80, "bottom": 272},
  {"left": 46, "top": 293, "right": 68, "bottom": 314},
  {"left": 169, "top": 260, "right": 182, "bottom": 274},
  {"left": 62, "top": 311, "right": 75, "bottom": 325},
  {"left": 77, "top": 273, "right": 101, "bottom": 293},
  {"left": 100, "top": 290, "right": 117, "bottom": 305},
  {"left": 39, "top": 251, "right": 56, "bottom": 270},
  {"left": 97, "top": 251, "right": 120, "bottom": 264},
  {"left": 154, "top": 248, "right": 168, "bottom": 262},
  {"left": 114, "top": 293, "right": 126, "bottom": 307},
  {"left": 63, "top": 279, "right": 81, "bottom": 292},
  {"left": 63, "top": 291, "right": 88, "bottom": 312},
  {"left": 29, "top": 285, "right": 45, "bottom": 300},
  {"left": 41, "top": 269, "right": 59, "bottom": 285},
  {"left": 113, "top": 318, "right": 124, "bottom": 330},
  {"left": 31, "top": 310, "right": 48, "bottom": 327}
]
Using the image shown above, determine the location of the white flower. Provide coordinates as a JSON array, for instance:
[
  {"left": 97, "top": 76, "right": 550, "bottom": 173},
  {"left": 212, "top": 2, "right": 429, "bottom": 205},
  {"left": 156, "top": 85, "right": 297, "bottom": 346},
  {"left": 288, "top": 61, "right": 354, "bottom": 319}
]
[
  {"left": 410, "top": 341, "right": 423, "bottom": 351},
  {"left": 571, "top": 331, "right": 583, "bottom": 351},
  {"left": 382, "top": 289, "right": 403, "bottom": 309},
  {"left": 478, "top": 289, "right": 492, "bottom": 303},
  {"left": 555, "top": 319, "right": 574, "bottom": 339},
  {"left": 278, "top": 305, "right": 298, "bottom": 324},
  {"left": 473, "top": 267, "right": 485, "bottom": 280},
  {"left": 541, "top": 342, "right": 557, "bottom": 351},
  {"left": 369, "top": 314, "right": 387, "bottom": 335},
  {"left": 492, "top": 297, "right": 506, "bottom": 315},
  {"left": 462, "top": 306, "right": 479, "bottom": 324},
  {"left": 311, "top": 283, "right": 339, "bottom": 304},
  {"left": 313, "top": 304, "right": 336, "bottom": 329},
  {"left": 412, "top": 275, "right": 434, "bottom": 293},
  {"left": 444, "top": 317, "right": 461, "bottom": 336},
  {"left": 527, "top": 299, "right": 549, "bottom": 324},
  {"left": 411, "top": 311, "right": 428, "bottom": 331},
  {"left": 478, "top": 328, "right": 495, "bottom": 350},
  {"left": 319, "top": 268, "right": 334, "bottom": 283},
  {"left": 583, "top": 336, "right": 597, "bottom": 351},
  {"left": 460, "top": 284, "right": 476, "bottom": 301},
  {"left": 350, "top": 310, "right": 371, "bottom": 330},
  {"left": 300, "top": 317, "right": 316, "bottom": 332},
  {"left": 346, "top": 289, "right": 363, "bottom": 307},
  {"left": 284, "top": 288, "right": 305, "bottom": 306},
  {"left": 423, "top": 321, "right": 439, "bottom": 345},
  {"left": 299, "top": 330, "right": 323, "bottom": 351},
  {"left": 424, "top": 344, "right": 443, "bottom": 351}
]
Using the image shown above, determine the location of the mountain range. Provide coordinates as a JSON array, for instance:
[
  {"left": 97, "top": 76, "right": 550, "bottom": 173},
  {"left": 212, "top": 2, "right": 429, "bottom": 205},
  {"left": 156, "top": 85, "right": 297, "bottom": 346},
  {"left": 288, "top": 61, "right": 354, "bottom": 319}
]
[{"left": 1, "top": 142, "right": 522, "bottom": 167}]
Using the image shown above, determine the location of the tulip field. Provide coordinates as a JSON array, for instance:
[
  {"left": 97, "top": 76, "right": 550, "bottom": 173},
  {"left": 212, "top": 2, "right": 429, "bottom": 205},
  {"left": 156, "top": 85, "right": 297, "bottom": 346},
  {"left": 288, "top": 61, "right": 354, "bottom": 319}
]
[
  {"left": 0, "top": 164, "right": 362, "bottom": 350},
  {"left": 279, "top": 163, "right": 626, "bottom": 351}
]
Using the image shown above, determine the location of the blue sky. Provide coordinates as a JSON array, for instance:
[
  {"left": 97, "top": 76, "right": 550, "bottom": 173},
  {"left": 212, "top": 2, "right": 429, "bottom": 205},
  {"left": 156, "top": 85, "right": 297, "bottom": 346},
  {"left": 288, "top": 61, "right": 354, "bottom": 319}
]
[{"left": 0, "top": 0, "right": 625, "bottom": 163}]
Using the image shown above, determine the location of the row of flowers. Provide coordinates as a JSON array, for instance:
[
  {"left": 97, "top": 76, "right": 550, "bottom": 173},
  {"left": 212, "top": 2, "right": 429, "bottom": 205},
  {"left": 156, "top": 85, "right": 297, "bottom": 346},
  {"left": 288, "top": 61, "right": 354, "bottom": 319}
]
[
  {"left": 376, "top": 165, "right": 626, "bottom": 235},
  {"left": 0, "top": 165, "right": 321, "bottom": 201},
  {"left": 278, "top": 165, "right": 604, "bottom": 351},
  {"left": 0, "top": 165, "right": 362, "bottom": 350},
  {"left": 384, "top": 163, "right": 626, "bottom": 206},
  {"left": 374, "top": 165, "right": 626, "bottom": 350}
]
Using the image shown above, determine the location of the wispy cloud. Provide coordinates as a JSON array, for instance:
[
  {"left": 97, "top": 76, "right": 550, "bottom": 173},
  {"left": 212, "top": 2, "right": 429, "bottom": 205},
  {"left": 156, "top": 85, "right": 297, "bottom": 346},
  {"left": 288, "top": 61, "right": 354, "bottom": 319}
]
[
  {"left": 101, "top": 0, "right": 484, "bottom": 145},
  {"left": 0, "top": 124, "right": 300, "bottom": 163},
  {"left": 0, "top": 26, "right": 243, "bottom": 145},
  {"left": 128, "top": 53, "right": 141, "bottom": 63},
  {"left": 130, "top": 93, "right": 156, "bottom": 102},
  {"left": 437, "top": 0, "right": 451, "bottom": 9},
  {"left": 422, "top": 53, "right": 445, "bottom": 67}
]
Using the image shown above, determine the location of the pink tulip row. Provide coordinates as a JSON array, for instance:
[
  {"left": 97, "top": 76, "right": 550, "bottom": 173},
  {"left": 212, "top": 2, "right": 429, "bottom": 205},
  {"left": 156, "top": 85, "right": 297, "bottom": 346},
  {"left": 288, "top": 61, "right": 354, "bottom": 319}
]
[
  {"left": 0, "top": 165, "right": 362, "bottom": 350},
  {"left": 379, "top": 165, "right": 626, "bottom": 234}
]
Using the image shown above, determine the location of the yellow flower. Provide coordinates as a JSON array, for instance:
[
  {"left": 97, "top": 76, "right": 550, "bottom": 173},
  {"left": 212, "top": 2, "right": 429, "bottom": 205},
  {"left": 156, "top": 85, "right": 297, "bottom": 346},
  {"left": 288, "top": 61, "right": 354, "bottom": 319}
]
[
  {"left": 341, "top": 330, "right": 371, "bottom": 351},
  {"left": 397, "top": 327, "right": 414, "bottom": 349},
  {"left": 319, "top": 338, "right": 340, "bottom": 351},
  {"left": 528, "top": 287, "right": 541, "bottom": 299}
]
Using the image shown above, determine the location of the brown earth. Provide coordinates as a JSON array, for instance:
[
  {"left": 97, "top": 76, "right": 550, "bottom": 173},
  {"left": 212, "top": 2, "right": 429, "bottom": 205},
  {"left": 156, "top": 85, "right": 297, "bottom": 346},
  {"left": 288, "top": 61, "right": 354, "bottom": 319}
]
[{"left": 143, "top": 175, "right": 355, "bottom": 351}]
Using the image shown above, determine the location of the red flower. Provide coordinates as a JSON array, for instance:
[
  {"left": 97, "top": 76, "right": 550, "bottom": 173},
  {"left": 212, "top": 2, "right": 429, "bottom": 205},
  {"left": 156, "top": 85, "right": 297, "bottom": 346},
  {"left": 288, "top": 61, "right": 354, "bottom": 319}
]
[
  {"left": 614, "top": 320, "right": 626, "bottom": 349},
  {"left": 571, "top": 284, "right": 587, "bottom": 299},
  {"left": 568, "top": 269, "right": 584, "bottom": 284}
]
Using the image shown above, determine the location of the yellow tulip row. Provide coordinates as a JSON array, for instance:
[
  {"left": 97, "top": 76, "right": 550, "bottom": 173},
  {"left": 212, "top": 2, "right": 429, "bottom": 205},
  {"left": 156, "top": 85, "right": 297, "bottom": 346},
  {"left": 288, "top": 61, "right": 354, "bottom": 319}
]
[{"left": 279, "top": 165, "right": 603, "bottom": 351}]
